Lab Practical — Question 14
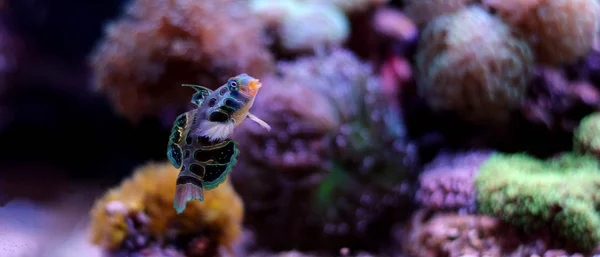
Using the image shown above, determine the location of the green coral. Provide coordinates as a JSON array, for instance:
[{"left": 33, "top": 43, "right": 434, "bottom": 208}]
[
  {"left": 574, "top": 112, "right": 600, "bottom": 157},
  {"left": 475, "top": 152, "right": 600, "bottom": 251}
]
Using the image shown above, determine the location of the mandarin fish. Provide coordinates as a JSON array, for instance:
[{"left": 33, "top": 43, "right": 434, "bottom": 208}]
[{"left": 167, "top": 73, "right": 271, "bottom": 214}]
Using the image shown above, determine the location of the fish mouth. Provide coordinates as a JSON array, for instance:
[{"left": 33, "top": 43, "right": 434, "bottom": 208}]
[{"left": 248, "top": 79, "right": 262, "bottom": 91}]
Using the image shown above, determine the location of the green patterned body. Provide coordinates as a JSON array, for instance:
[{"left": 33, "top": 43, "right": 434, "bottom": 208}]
[{"left": 166, "top": 83, "right": 240, "bottom": 197}]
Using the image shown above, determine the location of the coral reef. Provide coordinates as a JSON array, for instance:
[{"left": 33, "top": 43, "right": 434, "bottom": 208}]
[
  {"left": 415, "top": 150, "right": 492, "bottom": 214},
  {"left": 403, "top": 0, "right": 475, "bottom": 27},
  {"left": 88, "top": 162, "right": 243, "bottom": 256},
  {"left": 404, "top": 209, "right": 523, "bottom": 257},
  {"left": 304, "top": 0, "right": 390, "bottom": 14},
  {"left": 249, "top": 0, "right": 350, "bottom": 53},
  {"left": 10, "top": 0, "right": 600, "bottom": 255},
  {"left": 523, "top": 67, "right": 600, "bottom": 133},
  {"left": 574, "top": 112, "right": 600, "bottom": 158},
  {"left": 484, "top": 0, "right": 600, "bottom": 65},
  {"left": 244, "top": 250, "right": 377, "bottom": 257},
  {"left": 402, "top": 209, "right": 596, "bottom": 257},
  {"left": 231, "top": 48, "right": 415, "bottom": 252},
  {"left": 415, "top": 6, "right": 535, "bottom": 124},
  {"left": 475, "top": 152, "right": 600, "bottom": 251},
  {"left": 90, "top": 0, "right": 274, "bottom": 123}
]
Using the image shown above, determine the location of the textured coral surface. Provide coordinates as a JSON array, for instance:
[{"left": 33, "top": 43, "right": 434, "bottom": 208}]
[
  {"left": 231, "top": 48, "right": 414, "bottom": 252},
  {"left": 90, "top": 0, "right": 274, "bottom": 122},
  {"left": 403, "top": 209, "right": 600, "bottom": 257},
  {"left": 416, "top": 150, "right": 492, "bottom": 213},
  {"left": 485, "top": 0, "right": 600, "bottom": 65},
  {"left": 415, "top": 6, "right": 534, "bottom": 124},
  {"left": 403, "top": 0, "right": 474, "bottom": 26},
  {"left": 7, "top": 0, "right": 600, "bottom": 256},
  {"left": 475, "top": 153, "right": 600, "bottom": 251},
  {"left": 574, "top": 112, "right": 600, "bottom": 157},
  {"left": 88, "top": 162, "right": 243, "bottom": 256}
]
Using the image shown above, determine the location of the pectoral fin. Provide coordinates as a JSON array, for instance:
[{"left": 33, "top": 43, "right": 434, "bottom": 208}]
[{"left": 247, "top": 113, "right": 271, "bottom": 131}]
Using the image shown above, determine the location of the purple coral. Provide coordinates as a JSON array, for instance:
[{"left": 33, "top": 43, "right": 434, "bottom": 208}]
[
  {"left": 415, "top": 150, "right": 492, "bottom": 214},
  {"left": 90, "top": 0, "right": 274, "bottom": 123},
  {"left": 522, "top": 67, "right": 600, "bottom": 132},
  {"left": 231, "top": 48, "right": 416, "bottom": 252}
]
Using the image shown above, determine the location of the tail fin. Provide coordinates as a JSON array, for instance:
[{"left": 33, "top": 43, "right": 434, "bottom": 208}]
[{"left": 173, "top": 182, "right": 204, "bottom": 214}]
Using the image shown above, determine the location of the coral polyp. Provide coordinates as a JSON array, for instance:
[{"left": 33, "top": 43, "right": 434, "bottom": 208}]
[
  {"left": 484, "top": 0, "right": 600, "bottom": 65},
  {"left": 475, "top": 153, "right": 600, "bottom": 251},
  {"left": 90, "top": 0, "right": 274, "bottom": 122},
  {"left": 249, "top": 0, "right": 350, "bottom": 53},
  {"left": 231, "top": 48, "right": 414, "bottom": 252},
  {"left": 574, "top": 112, "right": 600, "bottom": 158},
  {"left": 416, "top": 150, "right": 492, "bottom": 213},
  {"left": 415, "top": 6, "right": 534, "bottom": 124},
  {"left": 88, "top": 162, "right": 243, "bottom": 256},
  {"left": 403, "top": 0, "right": 475, "bottom": 27}
]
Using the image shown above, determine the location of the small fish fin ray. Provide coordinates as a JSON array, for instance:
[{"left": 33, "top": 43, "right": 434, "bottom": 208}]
[
  {"left": 182, "top": 84, "right": 212, "bottom": 106},
  {"left": 197, "top": 120, "right": 235, "bottom": 142},
  {"left": 247, "top": 112, "right": 271, "bottom": 131},
  {"left": 174, "top": 181, "right": 205, "bottom": 214},
  {"left": 203, "top": 141, "right": 239, "bottom": 190}
]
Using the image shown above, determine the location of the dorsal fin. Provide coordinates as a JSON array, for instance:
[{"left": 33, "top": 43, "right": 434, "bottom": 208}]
[{"left": 182, "top": 84, "right": 213, "bottom": 107}]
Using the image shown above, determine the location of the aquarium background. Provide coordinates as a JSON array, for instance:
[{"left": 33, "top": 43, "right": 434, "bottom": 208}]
[{"left": 0, "top": 0, "right": 600, "bottom": 256}]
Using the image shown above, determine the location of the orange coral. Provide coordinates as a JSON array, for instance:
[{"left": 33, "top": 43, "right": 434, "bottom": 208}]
[
  {"left": 90, "top": 0, "right": 274, "bottom": 122},
  {"left": 88, "top": 162, "right": 243, "bottom": 254},
  {"left": 484, "top": 0, "right": 600, "bottom": 65}
]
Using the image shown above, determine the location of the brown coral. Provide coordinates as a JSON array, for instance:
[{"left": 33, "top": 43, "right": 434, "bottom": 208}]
[
  {"left": 231, "top": 48, "right": 415, "bottom": 252},
  {"left": 403, "top": 209, "right": 555, "bottom": 257},
  {"left": 90, "top": 0, "right": 274, "bottom": 123},
  {"left": 303, "top": 0, "right": 390, "bottom": 13},
  {"left": 88, "top": 162, "right": 243, "bottom": 256},
  {"left": 484, "top": 0, "right": 600, "bottom": 65},
  {"left": 403, "top": 0, "right": 476, "bottom": 27},
  {"left": 415, "top": 6, "right": 535, "bottom": 124}
]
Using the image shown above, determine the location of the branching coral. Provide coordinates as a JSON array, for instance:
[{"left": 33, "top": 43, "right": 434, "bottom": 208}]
[
  {"left": 416, "top": 150, "right": 492, "bottom": 213},
  {"left": 484, "top": 0, "right": 600, "bottom": 65},
  {"left": 415, "top": 6, "right": 535, "bottom": 124},
  {"left": 475, "top": 153, "right": 600, "bottom": 251},
  {"left": 88, "top": 162, "right": 243, "bottom": 256},
  {"left": 231, "top": 48, "right": 415, "bottom": 252},
  {"left": 574, "top": 112, "right": 600, "bottom": 158},
  {"left": 249, "top": 0, "right": 350, "bottom": 53},
  {"left": 90, "top": 0, "right": 274, "bottom": 123}
]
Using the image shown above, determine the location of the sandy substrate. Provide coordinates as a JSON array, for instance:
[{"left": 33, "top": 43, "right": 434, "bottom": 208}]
[{"left": 0, "top": 185, "right": 104, "bottom": 257}]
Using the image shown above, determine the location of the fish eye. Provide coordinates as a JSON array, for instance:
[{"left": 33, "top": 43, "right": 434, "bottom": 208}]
[{"left": 228, "top": 80, "right": 239, "bottom": 91}]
